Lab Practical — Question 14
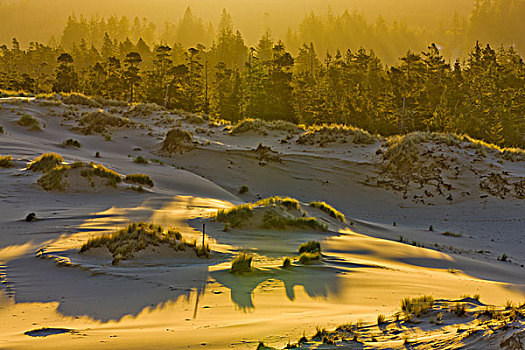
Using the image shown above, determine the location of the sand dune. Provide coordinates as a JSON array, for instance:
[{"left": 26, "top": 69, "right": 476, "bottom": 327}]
[{"left": 0, "top": 98, "right": 523, "bottom": 349}]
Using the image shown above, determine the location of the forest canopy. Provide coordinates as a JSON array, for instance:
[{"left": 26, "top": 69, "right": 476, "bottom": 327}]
[{"left": 1, "top": 2, "right": 524, "bottom": 148}]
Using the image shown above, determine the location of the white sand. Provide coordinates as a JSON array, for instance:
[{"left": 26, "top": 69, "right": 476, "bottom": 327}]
[{"left": 0, "top": 98, "right": 523, "bottom": 349}]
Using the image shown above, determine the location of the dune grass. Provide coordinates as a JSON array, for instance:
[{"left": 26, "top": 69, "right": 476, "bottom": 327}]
[
  {"left": 28, "top": 153, "right": 63, "bottom": 172},
  {"left": 261, "top": 210, "right": 326, "bottom": 230},
  {"left": 77, "top": 110, "right": 132, "bottom": 134},
  {"left": 401, "top": 295, "right": 434, "bottom": 318},
  {"left": 133, "top": 155, "right": 148, "bottom": 164},
  {"left": 124, "top": 173, "right": 154, "bottom": 187},
  {"left": 230, "top": 252, "right": 253, "bottom": 274},
  {"left": 62, "top": 138, "right": 82, "bottom": 148},
  {"left": 216, "top": 196, "right": 327, "bottom": 231},
  {"left": 282, "top": 257, "right": 292, "bottom": 268},
  {"left": 385, "top": 132, "right": 525, "bottom": 164},
  {"left": 299, "top": 251, "right": 321, "bottom": 264},
  {"left": 297, "top": 124, "right": 378, "bottom": 145},
  {"left": 80, "top": 222, "right": 185, "bottom": 265},
  {"left": 309, "top": 201, "right": 346, "bottom": 222},
  {"left": 80, "top": 163, "right": 122, "bottom": 187},
  {"left": 216, "top": 204, "right": 254, "bottom": 228},
  {"left": 0, "top": 155, "right": 14, "bottom": 168},
  {"left": 299, "top": 241, "right": 321, "bottom": 254},
  {"left": 62, "top": 93, "right": 101, "bottom": 107},
  {"left": 0, "top": 126, "right": 4, "bottom": 134},
  {"left": 17, "top": 114, "right": 41, "bottom": 130},
  {"left": 230, "top": 118, "right": 301, "bottom": 134},
  {"left": 124, "top": 102, "right": 162, "bottom": 117},
  {"left": 161, "top": 127, "right": 193, "bottom": 153}
]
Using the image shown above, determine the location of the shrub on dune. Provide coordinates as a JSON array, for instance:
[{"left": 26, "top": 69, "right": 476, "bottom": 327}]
[
  {"left": 124, "top": 173, "right": 154, "bottom": 187},
  {"left": 80, "top": 222, "right": 185, "bottom": 265},
  {"left": 298, "top": 251, "right": 321, "bottom": 264},
  {"left": 216, "top": 204, "right": 254, "bottom": 228},
  {"left": 309, "top": 201, "right": 346, "bottom": 222},
  {"left": 230, "top": 118, "right": 301, "bottom": 135},
  {"left": 133, "top": 155, "right": 148, "bottom": 164},
  {"left": 77, "top": 110, "right": 132, "bottom": 134},
  {"left": 161, "top": 127, "right": 193, "bottom": 153},
  {"left": 298, "top": 241, "right": 321, "bottom": 254},
  {"left": 0, "top": 155, "right": 14, "bottom": 168},
  {"left": 17, "top": 114, "right": 41, "bottom": 130},
  {"left": 401, "top": 295, "right": 434, "bottom": 318},
  {"left": 62, "top": 93, "right": 101, "bottom": 107},
  {"left": 62, "top": 138, "right": 82, "bottom": 148},
  {"left": 230, "top": 252, "right": 253, "bottom": 274},
  {"left": 28, "top": 153, "right": 63, "bottom": 172}
]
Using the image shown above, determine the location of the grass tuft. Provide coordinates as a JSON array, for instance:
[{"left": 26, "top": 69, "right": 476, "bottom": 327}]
[
  {"left": 0, "top": 155, "right": 14, "bottom": 168},
  {"left": 80, "top": 222, "right": 185, "bottom": 265},
  {"left": 299, "top": 251, "right": 321, "bottom": 264},
  {"left": 401, "top": 295, "right": 434, "bottom": 318},
  {"left": 62, "top": 138, "right": 82, "bottom": 148},
  {"left": 309, "top": 201, "right": 346, "bottom": 222},
  {"left": 124, "top": 173, "right": 154, "bottom": 187},
  {"left": 28, "top": 153, "right": 63, "bottom": 172},
  {"left": 161, "top": 127, "right": 193, "bottom": 153},
  {"left": 298, "top": 241, "right": 321, "bottom": 254},
  {"left": 17, "top": 114, "right": 41, "bottom": 130},
  {"left": 230, "top": 252, "right": 253, "bottom": 275}
]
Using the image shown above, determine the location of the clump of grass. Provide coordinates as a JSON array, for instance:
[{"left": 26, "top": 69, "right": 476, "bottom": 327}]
[
  {"left": 38, "top": 165, "right": 69, "bottom": 191},
  {"left": 124, "top": 103, "right": 162, "bottom": 118},
  {"left": 62, "top": 93, "right": 101, "bottom": 107},
  {"left": 0, "top": 155, "right": 14, "bottom": 168},
  {"left": 282, "top": 257, "right": 292, "bottom": 268},
  {"left": 401, "top": 295, "right": 434, "bottom": 318},
  {"left": 124, "top": 173, "right": 154, "bottom": 187},
  {"left": 442, "top": 231, "right": 462, "bottom": 237},
  {"left": 161, "top": 127, "right": 193, "bottom": 153},
  {"left": 297, "top": 124, "right": 378, "bottom": 145},
  {"left": 453, "top": 303, "right": 467, "bottom": 317},
  {"left": 80, "top": 163, "right": 122, "bottom": 188},
  {"left": 62, "top": 138, "right": 82, "bottom": 148},
  {"left": 28, "top": 153, "right": 63, "bottom": 172},
  {"left": 299, "top": 241, "right": 321, "bottom": 254},
  {"left": 216, "top": 204, "right": 253, "bottom": 228},
  {"left": 299, "top": 251, "right": 321, "bottom": 264},
  {"left": 309, "top": 201, "right": 346, "bottom": 222},
  {"left": 377, "top": 314, "right": 386, "bottom": 325},
  {"left": 238, "top": 185, "right": 249, "bottom": 194},
  {"left": 0, "top": 126, "right": 4, "bottom": 134},
  {"left": 230, "top": 118, "right": 301, "bottom": 135},
  {"left": 133, "top": 156, "right": 148, "bottom": 164},
  {"left": 17, "top": 114, "right": 41, "bottom": 130},
  {"left": 76, "top": 110, "right": 132, "bottom": 134},
  {"left": 498, "top": 253, "right": 508, "bottom": 262},
  {"left": 261, "top": 209, "right": 326, "bottom": 231},
  {"left": 230, "top": 252, "right": 253, "bottom": 275},
  {"left": 255, "top": 196, "right": 301, "bottom": 211},
  {"left": 80, "top": 222, "right": 185, "bottom": 265}
]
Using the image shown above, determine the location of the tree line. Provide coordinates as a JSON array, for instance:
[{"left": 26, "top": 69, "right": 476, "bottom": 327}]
[{"left": 1, "top": 27, "right": 524, "bottom": 148}]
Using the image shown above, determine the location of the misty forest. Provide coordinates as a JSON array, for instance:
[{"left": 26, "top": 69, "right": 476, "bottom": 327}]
[{"left": 1, "top": 0, "right": 525, "bottom": 147}]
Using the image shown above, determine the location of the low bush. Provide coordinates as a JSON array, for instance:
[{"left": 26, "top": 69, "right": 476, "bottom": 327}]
[
  {"left": 298, "top": 251, "right": 321, "bottom": 264},
  {"left": 298, "top": 241, "right": 321, "bottom": 254},
  {"left": 133, "top": 156, "right": 148, "bottom": 164},
  {"left": 161, "top": 127, "right": 193, "bottom": 153},
  {"left": 309, "top": 201, "right": 346, "bottom": 222},
  {"left": 80, "top": 222, "right": 184, "bottom": 265},
  {"left": 230, "top": 252, "right": 253, "bottom": 274},
  {"left": 0, "top": 155, "right": 14, "bottom": 168},
  {"left": 62, "top": 93, "right": 101, "bottom": 107},
  {"left": 17, "top": 114, "right": 41, "bottom": 130},
  {"left": 230, "top": 118, "right": 301, "bottom": 134},
  {"left": 124, "top": 173, "right": 154, "bottom": 187},
  {"left": 216, "top": 204, "right": 253, "bottom": 228},
  {"left": 401, "top": 295, "right": 434, "bottom": 318},
  {"left": 28, "top": 153, "right": 63, "bottom": 172},
  {"left": 62, "top": 138, "right": 82, "bottom": 148},
  {"left": 76, "top": 110, "right": 132, "bottom": 134}
]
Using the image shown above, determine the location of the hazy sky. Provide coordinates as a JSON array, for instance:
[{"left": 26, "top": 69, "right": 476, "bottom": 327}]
[{"left": 1, "top": 0, "right": 475, "bottom": 46}]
